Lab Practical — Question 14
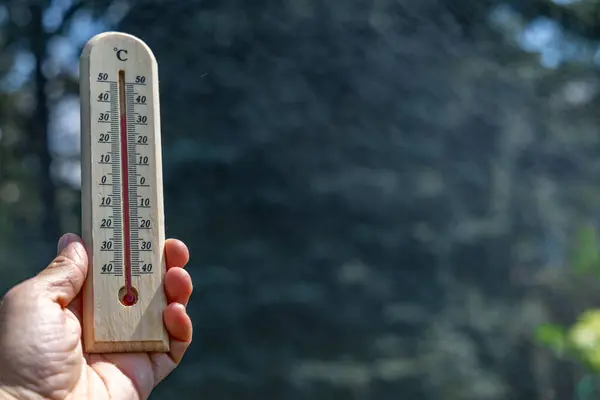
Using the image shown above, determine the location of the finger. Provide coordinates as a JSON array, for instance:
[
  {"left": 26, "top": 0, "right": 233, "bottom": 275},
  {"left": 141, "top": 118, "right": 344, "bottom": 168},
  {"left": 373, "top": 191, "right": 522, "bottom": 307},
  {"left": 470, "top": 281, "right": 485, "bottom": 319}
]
[
  {"left": 36, "top": 233, "right": 88, "bottom": 307},
  {"left": 164, "top": 303, "right": 193, "bottom": 349},
  {"left": 67, "top": 292, "right": 83, "bottom": 322},
  {"left": 149, "top": 303, "right": 192, "bottom": 384},
  {"left": 164, "top": 239, "right": 189, "bottom": 270},
  {"left": 164, "top": 268, "right": 193, "bottom": 306}
]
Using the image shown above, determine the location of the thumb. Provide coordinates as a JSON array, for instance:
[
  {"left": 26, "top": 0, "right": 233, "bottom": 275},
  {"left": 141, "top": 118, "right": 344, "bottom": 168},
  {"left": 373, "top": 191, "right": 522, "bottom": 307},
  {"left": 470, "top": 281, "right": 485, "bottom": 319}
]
[{"left": 35, "top": 233, "right": 89, "bottom": 307}]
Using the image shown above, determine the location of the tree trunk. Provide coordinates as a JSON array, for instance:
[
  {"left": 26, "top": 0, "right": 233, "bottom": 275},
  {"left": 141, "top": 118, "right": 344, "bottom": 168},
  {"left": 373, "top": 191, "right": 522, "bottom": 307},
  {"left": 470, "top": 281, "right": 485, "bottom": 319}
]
[{"left": 30, "top": 3, "right": 60, "bottom": 252}]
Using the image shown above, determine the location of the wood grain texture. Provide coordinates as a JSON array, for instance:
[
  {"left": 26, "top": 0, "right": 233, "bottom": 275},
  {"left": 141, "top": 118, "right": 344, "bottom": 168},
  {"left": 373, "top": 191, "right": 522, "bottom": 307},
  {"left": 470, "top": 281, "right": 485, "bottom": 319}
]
[{"left": 80, "top": 31, "right": 169, "bottom": 353}]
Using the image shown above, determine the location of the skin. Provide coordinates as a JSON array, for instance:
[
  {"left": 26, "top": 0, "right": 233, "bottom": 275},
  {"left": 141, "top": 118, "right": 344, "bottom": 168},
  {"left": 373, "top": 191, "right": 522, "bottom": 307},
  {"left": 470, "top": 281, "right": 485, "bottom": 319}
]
[{"left": 0, "top": 233, "right": 193, "bottom": 400}]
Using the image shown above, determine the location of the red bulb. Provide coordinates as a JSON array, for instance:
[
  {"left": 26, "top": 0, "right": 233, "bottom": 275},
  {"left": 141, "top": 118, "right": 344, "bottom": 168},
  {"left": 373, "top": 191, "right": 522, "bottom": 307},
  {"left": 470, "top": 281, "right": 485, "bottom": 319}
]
[{"left": 122, "top": 293, "right": 135, "bottom": 306}]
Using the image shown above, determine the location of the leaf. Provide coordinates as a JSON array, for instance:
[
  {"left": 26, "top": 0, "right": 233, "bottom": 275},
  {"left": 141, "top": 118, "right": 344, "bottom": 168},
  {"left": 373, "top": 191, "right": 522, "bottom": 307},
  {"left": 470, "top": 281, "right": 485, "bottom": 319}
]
[
  {"left": 568, "top": 310, "right": 600, "bottom": 352},
  {"left": 535, "top": 323, "right": 566, "bottom": 354},
  {"left": 571, "top": 225, "right": 600, "bottom": 275}
]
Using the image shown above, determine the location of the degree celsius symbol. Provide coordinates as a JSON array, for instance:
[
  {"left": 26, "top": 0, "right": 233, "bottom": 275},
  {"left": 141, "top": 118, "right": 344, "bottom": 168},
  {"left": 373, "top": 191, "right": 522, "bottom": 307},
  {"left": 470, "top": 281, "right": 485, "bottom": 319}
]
[{"left": 114, "top": 47, "right": 129, "bottom": 61}]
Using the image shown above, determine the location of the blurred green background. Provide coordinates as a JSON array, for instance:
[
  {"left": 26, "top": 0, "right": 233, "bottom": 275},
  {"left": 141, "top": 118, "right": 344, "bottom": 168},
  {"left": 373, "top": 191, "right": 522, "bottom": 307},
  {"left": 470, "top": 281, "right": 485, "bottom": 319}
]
[{"left": 6, "top": 0, "right": 600, "bottom": 398}]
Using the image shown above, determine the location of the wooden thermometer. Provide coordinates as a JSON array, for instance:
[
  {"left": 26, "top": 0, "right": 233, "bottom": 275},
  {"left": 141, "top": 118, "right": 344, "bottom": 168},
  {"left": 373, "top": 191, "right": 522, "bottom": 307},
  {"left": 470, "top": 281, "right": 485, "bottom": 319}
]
[{"left": 80, "top": 31, "right": 169, "bottom": 353}]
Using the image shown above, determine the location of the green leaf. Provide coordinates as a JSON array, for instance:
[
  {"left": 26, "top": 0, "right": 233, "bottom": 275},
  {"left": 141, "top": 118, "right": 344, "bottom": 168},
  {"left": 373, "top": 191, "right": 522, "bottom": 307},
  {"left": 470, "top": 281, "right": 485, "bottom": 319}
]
[
  {"left": 535, "top": 323, "right": 566, "bottom": 354},
  {"left": 571, "top": 225, "right": 600, "bottom": 275}
]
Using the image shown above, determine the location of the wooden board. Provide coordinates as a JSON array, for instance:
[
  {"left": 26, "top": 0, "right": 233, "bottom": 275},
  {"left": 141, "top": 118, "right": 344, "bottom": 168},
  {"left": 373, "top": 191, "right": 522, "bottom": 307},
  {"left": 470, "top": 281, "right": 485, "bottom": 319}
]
[{"left": 80, "top": 31, "right": 169, "bottom": 353}]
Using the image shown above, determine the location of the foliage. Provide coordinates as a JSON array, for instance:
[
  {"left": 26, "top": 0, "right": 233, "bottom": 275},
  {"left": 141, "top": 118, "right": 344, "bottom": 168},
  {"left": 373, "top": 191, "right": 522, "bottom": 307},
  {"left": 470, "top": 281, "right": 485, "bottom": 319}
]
[{"left": 535, "top": 224, "right": 600, "bottom": 399}]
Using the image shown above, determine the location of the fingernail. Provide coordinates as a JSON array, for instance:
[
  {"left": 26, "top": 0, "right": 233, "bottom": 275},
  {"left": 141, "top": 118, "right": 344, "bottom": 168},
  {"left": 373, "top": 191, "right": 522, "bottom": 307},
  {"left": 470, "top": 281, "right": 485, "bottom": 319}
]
[{"left": 57, "top": 233, "right": 75, "bottom": 254}]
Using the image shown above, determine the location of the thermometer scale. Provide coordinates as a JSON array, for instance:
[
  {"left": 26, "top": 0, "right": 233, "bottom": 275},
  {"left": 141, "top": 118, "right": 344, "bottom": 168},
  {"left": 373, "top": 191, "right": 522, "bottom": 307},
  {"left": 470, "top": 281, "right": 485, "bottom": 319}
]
[{"left": 80, "top": 32, "right": 169, "bottom": 353}]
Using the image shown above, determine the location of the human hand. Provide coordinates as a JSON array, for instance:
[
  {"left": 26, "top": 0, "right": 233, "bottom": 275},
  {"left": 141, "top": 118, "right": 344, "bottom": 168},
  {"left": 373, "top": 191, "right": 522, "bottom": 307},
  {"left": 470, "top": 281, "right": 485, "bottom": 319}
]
[{"left": 0, "top": 233, "right": 193, "bottom": 400}]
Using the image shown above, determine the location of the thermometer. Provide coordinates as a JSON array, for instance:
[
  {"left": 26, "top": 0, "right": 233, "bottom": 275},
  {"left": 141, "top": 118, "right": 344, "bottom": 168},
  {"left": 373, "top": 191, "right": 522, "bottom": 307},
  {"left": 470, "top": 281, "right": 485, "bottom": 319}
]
[{"left": 80, "top": 31, "right": 169, "bottom": 353}]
